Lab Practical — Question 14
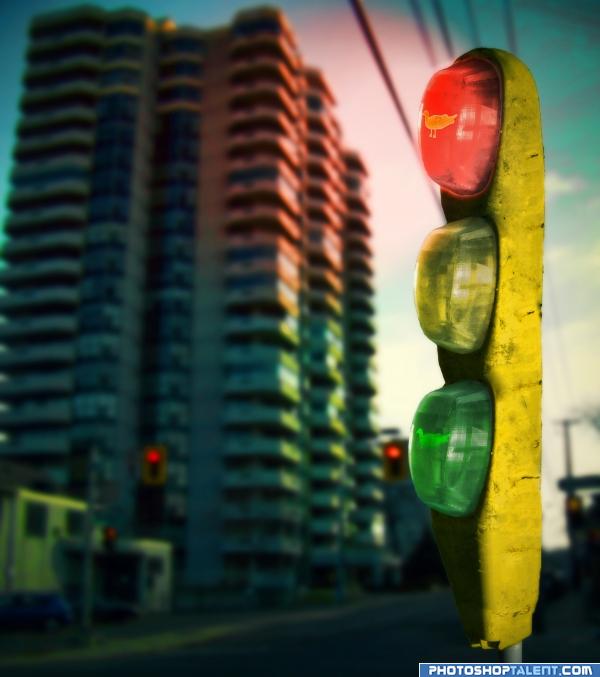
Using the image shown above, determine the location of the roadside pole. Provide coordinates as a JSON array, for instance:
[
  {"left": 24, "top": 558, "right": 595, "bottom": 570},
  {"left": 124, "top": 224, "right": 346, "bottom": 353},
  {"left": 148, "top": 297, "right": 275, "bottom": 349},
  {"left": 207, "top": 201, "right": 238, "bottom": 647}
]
[
  {"left": 500, "top": 642, "right": 523, "bottom": 663},
  {"left": 81, "top": 445, "right": 98, "bottom": 634}
]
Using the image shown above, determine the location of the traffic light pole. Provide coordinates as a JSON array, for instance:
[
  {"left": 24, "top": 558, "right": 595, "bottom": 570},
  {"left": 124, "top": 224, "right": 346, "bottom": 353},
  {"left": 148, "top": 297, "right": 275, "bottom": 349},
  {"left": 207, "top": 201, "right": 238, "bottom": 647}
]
[
  {"left": 81, "top": 446, "right": 98, "bottom": 634},
  {"left": 500, "top": 641, "right": 522, "bottom": 663}
]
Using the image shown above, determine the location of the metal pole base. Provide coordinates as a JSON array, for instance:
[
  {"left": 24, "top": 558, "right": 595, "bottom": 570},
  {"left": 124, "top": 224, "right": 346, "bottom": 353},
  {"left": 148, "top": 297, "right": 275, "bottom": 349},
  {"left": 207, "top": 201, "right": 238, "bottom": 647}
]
[{"left": 499, "top": 641, "right": 522, "bottom": 663}]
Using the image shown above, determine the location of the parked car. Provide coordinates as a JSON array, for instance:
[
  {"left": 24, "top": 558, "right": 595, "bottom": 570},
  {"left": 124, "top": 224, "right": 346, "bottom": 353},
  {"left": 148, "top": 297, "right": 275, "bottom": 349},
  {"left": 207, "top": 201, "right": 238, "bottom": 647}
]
[{"left": 0, "top": 592, "right": 74, "bottom": 631}]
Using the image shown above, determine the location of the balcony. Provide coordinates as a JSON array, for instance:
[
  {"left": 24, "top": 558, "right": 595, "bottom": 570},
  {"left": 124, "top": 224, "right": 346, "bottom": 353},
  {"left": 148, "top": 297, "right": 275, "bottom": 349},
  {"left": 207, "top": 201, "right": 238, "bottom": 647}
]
[
  {"left": 224, "top": 343, "right": 298, "bottom": 368},
  {"left": 229, "top": 106, "right": 297, "bottom": 140},
  {"left": 348, "top": 330, "right": 376, "bottom": 355},
  {"left": 356, "top": 483, "right": 385, "bottom": 504},
  {"left": 224, "top": 369, "right": 300, "bottom": 401},
  {"left": 0, "top": 343, "right": 75, "bottom": 368},
  {"left": 306, "top": 198, "right": 342, "bottom": 231},
  {"left": 350, "top": 438, "right": 380, "bottom": 459},
  {"left": 21, "top": 80, "right": 99, "bottom": 109},
  {"left": 18, "top": 106, "right": 96, "bottom": 132},
  {"left": 224, "top": 315, "right": 299, "bottom": 347},
  {"left": 346, "top": 269, "right": 375, "bottom": 294},
  {"left": 311, "top": 489, "right": 341, "bottom": 510},
  {"left": 346, "top": 248, "right": 374, "bottom": 274},
  {"left": 0, "top": 315, "right": 76, "bottom": 340},
  {"left": 310, "top": 463, "right": 343, "bottom": 484},
  {"left": 229, "top": 55, "right": 298, "bottom": 96},
  {"left": 0, "top": 432, "right": 70, "bottom": 456},
  {"left": 346, "top": 210, "right": 371, "bottom": 236},
  {"left": 228, "top": 129, "right": 300, "bottom": 168},
  {"left": 10, "top": 179, "right": 90, "bottom": 207},
  {"left": 223, "top": 467, "right": 302, "bottom": 493},
  {"left": 345, "top": 228, "right": 371, "bottom": 253},
  {"left": 230, "top": 31, "right": 300, "bottom": 75},
  {"left": 15, "top": 128, "right": 94, "bottom": 157},
  {"left": 0, "top": 400, "right": 71, "bottom": 427},
  {"left": 354, "top": 461, "right": 384, "bottom": 481},
  {"left": 25, "top": 55, "right": 101, "bottom": 81},
  {"left": 225, "top": 282, "right": 298, "bottom": 317},
  {"left": 347, "top": 308, "right": 376, "bottom": 333},
  {"left": 222, "top": 533, "right": 302, "bottom": 556},
  {"left": 348, "top": 370, "right": 377, "bottom": 395},
  {"left": 224, "top": 402, "right": 300, "bottom": 432},
  {"left": 223, "top": 499, "right": 304, "bottom": 523},
  {"left": 310, "top": 517, "right": 339, "bottom": 536},
  {"left": 310, "top": 410, "right": 346, "bottom": 436},
  {"left": 0, "top": 259, "right": 82, "bottom": 286},
  {"left": 346, "top": 288, "right": 374, "bottom": 313},
  {"left": 307, "top": 105, "right": 339, "bottom": 141},
  {"left": 230, "top": 81, "right": 298, "bottom": 120},
  {"left": 308, "top": 356, "right": 343, "bottom": 385},
  {"left": 353, "top": 506, "right": 384, "bottom": 525},
  {"left": 0, "top": 372, "right": 73, "bottom": 398},
  {"left": 225, "top": 204, "right": 300, "bottom": 242},
  {"left": 6, "top": 205, "right": 87, "bottom": 231},
  {"left": 224, "top": 436, "right": 301, "bottom": 463},
  {"left": 0, "top": 287, "right": 78, "bottom": 312},
  {"left": 307, "top": 288, "right": 342, "bottom": 317},
  {"left": 227, "top": 176, "right": 300, "bottom": 216},
  {"left": 310, "top": 438, "right": 346, "bottom": 461}
]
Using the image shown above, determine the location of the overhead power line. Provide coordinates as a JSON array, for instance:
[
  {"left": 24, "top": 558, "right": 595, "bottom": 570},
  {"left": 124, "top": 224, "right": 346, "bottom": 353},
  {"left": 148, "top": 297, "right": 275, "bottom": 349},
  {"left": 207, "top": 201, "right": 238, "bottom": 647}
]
[
  {"left": 347, "top": 0, "right": 443, "bottom": 215},
  {"left": 431, "top": 0, "right": 454, "bottom": 60},
  {"left": 503, "top": 0, "right": 518, "bottom": 54},
  {"left": 408, "top": 0, "right": 437, "bottom": 67},
  {"left": 464, "top": 0, "right": 481, "bottom": 47}
]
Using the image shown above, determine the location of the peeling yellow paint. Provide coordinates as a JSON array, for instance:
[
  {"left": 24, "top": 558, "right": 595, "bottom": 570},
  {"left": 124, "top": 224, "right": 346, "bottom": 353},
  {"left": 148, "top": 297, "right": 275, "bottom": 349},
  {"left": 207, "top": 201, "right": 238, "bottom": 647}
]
[{"left": 431, "top": 48, "right": 544, "bottom": 650}]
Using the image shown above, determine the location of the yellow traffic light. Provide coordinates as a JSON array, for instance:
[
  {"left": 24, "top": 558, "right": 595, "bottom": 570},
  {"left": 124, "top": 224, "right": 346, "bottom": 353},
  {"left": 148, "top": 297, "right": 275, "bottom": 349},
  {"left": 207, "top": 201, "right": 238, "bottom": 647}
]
[
  {"left": 410, "top": 49, "right": 544, "bottom": 650},
  {"left": 141, "top": 445, "right": 168, "bottom": 486}
]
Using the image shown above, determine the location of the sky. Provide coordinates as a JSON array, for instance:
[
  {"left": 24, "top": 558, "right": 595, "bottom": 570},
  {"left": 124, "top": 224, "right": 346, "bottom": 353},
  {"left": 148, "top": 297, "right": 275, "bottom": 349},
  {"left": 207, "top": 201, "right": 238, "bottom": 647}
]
[{"left": 0, "top": 0, "right": 598, "bottom": 548}]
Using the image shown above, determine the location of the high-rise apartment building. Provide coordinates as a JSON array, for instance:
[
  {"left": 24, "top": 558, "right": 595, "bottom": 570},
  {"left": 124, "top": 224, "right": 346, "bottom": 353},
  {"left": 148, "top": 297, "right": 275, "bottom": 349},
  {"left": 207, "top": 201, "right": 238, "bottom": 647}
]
[{"left": 0, "top": 4, "right": 383, "bottom": 597}]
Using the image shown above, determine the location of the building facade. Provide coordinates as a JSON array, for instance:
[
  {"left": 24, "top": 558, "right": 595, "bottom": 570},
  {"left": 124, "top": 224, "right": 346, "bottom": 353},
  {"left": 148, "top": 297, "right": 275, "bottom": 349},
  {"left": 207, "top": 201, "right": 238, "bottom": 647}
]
[{"left": 0, "top": 4, "right": 383, "bottom": 596}]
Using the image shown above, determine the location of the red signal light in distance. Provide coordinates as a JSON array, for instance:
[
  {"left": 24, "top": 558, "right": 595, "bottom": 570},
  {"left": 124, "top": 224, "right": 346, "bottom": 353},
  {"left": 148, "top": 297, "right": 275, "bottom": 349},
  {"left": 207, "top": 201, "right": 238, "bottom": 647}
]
[
  {"left": 146, "top": 448, "right": 161, "bottom": 464},
  {"left": 418, "top": 58, "right": 502, "bottom": 197},
  {"left": 385, "top": 444, "right": 402, "bottom": 460}
]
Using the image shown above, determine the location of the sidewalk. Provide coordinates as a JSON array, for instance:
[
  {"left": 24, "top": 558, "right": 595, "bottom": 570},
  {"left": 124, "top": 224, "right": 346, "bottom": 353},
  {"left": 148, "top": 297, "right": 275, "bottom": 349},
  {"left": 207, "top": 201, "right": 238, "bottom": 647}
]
[{"left": 0, "top": 593, "right": 402, "bottom": 667}]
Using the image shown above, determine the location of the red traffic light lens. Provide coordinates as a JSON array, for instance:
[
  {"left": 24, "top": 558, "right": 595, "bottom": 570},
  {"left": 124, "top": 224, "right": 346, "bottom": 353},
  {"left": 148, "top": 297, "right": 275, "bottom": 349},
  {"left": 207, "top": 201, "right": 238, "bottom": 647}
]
[
  {"left": 385, "top": 445, "right": 402, "bottom": 459},
  {"left": 103, "top": 526, "right": 118, "bottom": 542},
  {"left": 419, "top": 58, "right": 501, "bottom": 196},
  {"left": 146, "top": 449, "right": 161, "bottom": 464}
]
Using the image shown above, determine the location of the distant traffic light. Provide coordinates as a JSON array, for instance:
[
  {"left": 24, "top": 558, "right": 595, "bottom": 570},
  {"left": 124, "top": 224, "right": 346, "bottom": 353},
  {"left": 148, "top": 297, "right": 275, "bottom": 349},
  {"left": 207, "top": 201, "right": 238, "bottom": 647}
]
[
  {"left": 141, "top": 445, "right": 167, "bottom": 486},
  {"left": 566, "top": 495, "right": 584, "bottom": 531},
  {"left": 409, "top": 49, "right": 544, "bottom": 651},
  {"left": 102, "top": 525, "right": 118, "bottom": 552},
  {"left": 383, "top": 440, "right": 408, "bottom": 482}
]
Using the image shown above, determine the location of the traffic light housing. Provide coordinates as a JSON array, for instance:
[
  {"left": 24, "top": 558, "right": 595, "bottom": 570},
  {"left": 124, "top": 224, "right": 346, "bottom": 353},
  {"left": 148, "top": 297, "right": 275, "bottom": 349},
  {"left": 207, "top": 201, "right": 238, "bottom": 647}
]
[
  {"left": 409, "top": 49, "right": 544, "bottom": 650},
  {"left": 383, "top": 440, "right": 408, "bottom": 482},
  {"left": 566, "top": 495, "right": 584, "bottom": 531},
  {"left": 141, "top": 445, "right": 167, "bottom": 486},
  {"left": 102, "top": 525, "right": 118, "bottom": 552}
]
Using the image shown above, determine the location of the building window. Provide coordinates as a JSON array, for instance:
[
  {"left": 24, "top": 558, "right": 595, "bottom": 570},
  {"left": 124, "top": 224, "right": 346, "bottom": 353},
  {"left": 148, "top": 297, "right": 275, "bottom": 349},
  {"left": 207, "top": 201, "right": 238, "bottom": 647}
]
[{"left": 25, "top": 502, "right": 48, "bottom": 538}]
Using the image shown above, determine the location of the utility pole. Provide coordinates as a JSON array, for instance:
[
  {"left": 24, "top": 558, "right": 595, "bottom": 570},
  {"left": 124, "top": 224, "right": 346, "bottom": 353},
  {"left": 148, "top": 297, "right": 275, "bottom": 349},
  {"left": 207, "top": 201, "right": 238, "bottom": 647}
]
[
  {"left": 81, "top": 445, "right": 98, "bottom": 633},
  {"left": 558, "top": 418, "right": 579, "bottom": 492},
  {"left": 558, "top": 418, "right": 582, "bottom": 588}
]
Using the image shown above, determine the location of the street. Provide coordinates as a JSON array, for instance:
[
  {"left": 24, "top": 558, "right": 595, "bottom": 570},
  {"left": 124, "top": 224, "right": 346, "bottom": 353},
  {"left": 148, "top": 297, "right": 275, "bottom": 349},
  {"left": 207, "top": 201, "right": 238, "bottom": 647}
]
[{"left": 4, "top": 588, "right": 599, "bottom": 676}]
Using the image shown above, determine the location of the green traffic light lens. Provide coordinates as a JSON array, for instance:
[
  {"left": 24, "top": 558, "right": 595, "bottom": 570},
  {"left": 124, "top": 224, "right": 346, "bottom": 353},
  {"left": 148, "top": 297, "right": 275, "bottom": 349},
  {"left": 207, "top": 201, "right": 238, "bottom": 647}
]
[
  {"left": 409, "top": 381, "right": 493, "bottom": 517},
  {"left": 415, "top": 217, "right": 497, "bottom": 354}
]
